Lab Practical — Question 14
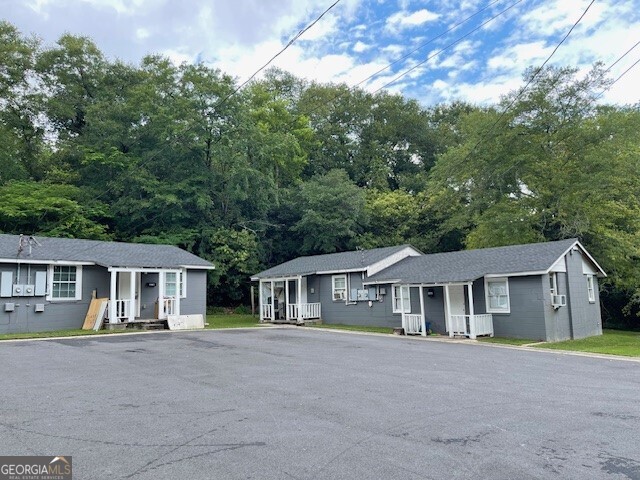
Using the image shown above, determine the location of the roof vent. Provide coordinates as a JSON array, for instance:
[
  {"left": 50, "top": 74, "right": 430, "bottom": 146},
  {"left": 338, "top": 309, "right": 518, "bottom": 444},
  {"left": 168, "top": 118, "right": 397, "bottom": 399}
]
[{"left": 18, "top": 235, "right": 41, "bottom": 257}]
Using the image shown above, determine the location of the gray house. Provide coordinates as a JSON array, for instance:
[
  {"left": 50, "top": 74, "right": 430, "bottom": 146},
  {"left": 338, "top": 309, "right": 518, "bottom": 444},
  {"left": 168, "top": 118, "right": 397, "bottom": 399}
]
[
  {"left": 252, "top": 239, "right": 606, "bottom": 341},
  {"left": 0, "top": 234, "right": 214, "bottom": 334}
]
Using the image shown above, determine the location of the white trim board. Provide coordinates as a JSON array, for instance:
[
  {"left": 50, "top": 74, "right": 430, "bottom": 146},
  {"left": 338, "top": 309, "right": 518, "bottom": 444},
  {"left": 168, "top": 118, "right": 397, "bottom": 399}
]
[
  {"left": 0, "top": 258, "right": 94, "bottom": 266},
  {"left": 179, "top": 264, "right": 215, "bottom": 270}
]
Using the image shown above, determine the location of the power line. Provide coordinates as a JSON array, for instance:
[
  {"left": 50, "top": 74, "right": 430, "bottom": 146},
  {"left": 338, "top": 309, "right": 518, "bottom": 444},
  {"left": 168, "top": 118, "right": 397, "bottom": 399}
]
[
  {"left": 373, "top": 0, "right": 525, "bottom": 94},
  {"left": 484, "top": 40, "right": 640, "bottom": 183},
  {"left": 595, "top": 56, "right": 640, "bottom": 100},
  {"left": 290, "top": 0, "right": 525, "bottom": 128},
  {"left": 80, "top": 0, "right": 523, "bottom": 237},
  {"left": 216, "top": 0, "right": 342, "bottom": 108},
  {"left": 439, "top": 0, "right": 596, "bottom": 180},
  {"left": 37, "top": 0, "right": 343, "bottom": 253},
  {"left": 353, "top": 0, "right": 505, "bottom": 89}
]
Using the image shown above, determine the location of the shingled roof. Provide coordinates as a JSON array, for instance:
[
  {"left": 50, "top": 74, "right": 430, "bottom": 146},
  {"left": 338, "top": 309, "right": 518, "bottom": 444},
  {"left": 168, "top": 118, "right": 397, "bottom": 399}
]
[
  {"left": 0, "top": 234, "right": 213, "bottom": 269},
  {"left": 252, "top": 244, "right": 417, "bottom": 279},
  {"left": 365, "top": 238, "right": 604, "bottom": 285}
]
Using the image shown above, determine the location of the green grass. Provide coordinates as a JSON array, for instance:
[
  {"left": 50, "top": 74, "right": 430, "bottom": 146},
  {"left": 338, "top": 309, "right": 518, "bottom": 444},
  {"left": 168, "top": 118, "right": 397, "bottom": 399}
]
[
  {"left": 0, "top": 328, "right": 130, "bottom": 341},
  {"left": 0, "top": 314, "right": 263, "bottom": 340},
  {"left": 306, "top": 323, "right": 395, "bottom": 334},
  {"left": 534, "top": 329, "right": 640, "bottom": 357},
  {"left": 477, "top": 336, "right": 538, "bottom": 346},
  {"left": 205, "top": 314, "right": 262, "bottom": 329}
]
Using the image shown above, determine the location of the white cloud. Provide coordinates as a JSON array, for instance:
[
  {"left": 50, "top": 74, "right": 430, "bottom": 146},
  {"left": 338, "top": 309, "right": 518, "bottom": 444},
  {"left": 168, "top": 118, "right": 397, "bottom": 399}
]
[
  {"left": 521, "top": 0, "right": 608, "bottom": 37},
  {"left": 487, "top": 41, "right": 551, "bottom": 72},
  {"left": 386, "top": 8, "right": 440, "bottom": 31},
  {"left": 381, "top": 44, "right": 404, "bottom": 57},
  {"left": 430, "top": 75, "right": 522, "bottom": 105},
  {"left": 352, "top": 41, "right": 370, "bottom": 53},
  {"left": 135, "top": 27, "right": 150, "bottom": 40},
  {"left": 5, "top": 0, "right": 640, "bottom": 107}
]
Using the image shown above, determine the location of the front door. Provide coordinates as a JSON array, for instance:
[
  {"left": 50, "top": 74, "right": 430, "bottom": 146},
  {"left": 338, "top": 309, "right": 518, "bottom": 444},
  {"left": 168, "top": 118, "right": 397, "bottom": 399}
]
[
  {"left": 118, "top": 272, "right": 141, "bottom": 318},
  {"left": 445, "top": 285, "right": 466, "bottom": 332}
]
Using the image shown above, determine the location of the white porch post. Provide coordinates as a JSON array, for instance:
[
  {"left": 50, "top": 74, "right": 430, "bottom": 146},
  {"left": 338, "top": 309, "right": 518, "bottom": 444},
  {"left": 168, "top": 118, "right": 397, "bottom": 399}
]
[
  {"left": 109, "top": 270, "right": 117, "bottom": 323},
  {"left": 258, "top": 280, "right": 264, "bottom": 322},
  {"left": 270, "top": 280, "right": 275, "bottom": 322},
  {"left": 445, "top": 284, "right": 453, "bottom": 338},
  {"left": 128, "top": 270, "right": 136, "bottom": 322},
  {"left": 285, "top": 279, "right": 290, "bottom": 322},
  {"left": 158, "top": 271, "right": 165, "bottom": 319},
  {"left": 400, "top": 285, "right": 406, "bottom": 334},
  {"left": 174, "top": 270, "right": 181, "bottom": 316},
  {"left": 297, "top": 275, "right": 302, "bottom": 324},
  {"left": 467, "top": 283, "right": 476, "bottom": 339},
  {"left": 419, "top": 285, "right": 426, "bottom": 337}
]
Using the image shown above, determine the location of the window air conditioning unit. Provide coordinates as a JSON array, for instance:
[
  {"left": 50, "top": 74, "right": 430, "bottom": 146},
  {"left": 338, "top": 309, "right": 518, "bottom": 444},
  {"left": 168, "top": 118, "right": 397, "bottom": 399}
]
[
  {"left": 333, "top": 291, "right": 346, "bottom": 301},
  {"left": 552, "top": 294, "right": 566, "bottom": 309}
]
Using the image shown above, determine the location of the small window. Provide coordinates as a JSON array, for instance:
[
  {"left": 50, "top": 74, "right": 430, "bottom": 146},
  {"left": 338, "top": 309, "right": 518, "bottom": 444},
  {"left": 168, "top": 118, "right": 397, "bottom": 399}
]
[
  {"left": 549, "top": 272, "right": 558, "bottom": 296},
  {"left": 392, "top": 285, "right": 410, "bottom": 313},
  {"left": 49, "top": 265, "right": 82, "bottom": 301},
  {"left": 332, "top": 275, "right": 346, "bottom": 301},
  {"left": 165, "top": 270, "right": 186, "bottom": 298},
  {"left": 485, "top": 278, "right": 510, "bottom": 313},
  {"left": 586, "top": 275, "right": 595, "bottom": 303}
]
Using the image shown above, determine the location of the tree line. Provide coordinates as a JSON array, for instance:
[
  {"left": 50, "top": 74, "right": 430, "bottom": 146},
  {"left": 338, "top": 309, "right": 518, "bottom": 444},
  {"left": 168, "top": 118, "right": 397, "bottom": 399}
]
[{"left": 1, "top": 21, "right": 639, "bottom": 327}]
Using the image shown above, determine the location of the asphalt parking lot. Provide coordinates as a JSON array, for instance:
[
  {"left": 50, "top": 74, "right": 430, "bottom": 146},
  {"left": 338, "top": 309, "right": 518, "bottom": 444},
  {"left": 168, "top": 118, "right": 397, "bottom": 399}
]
[{"left": 1, "top": 327, "right": 639, "bottom": 479}]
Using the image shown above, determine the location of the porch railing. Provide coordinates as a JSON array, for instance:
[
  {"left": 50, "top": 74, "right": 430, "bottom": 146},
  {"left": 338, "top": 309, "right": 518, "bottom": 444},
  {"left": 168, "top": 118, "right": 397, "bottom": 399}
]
[
  {"left": 162, "top": 297, "right": 176, "bottom": 317},
  {"left": 261, "top": 304, "right": 273, "bottom": 321},
  {"left": 449, "top": 314, "right": 494, "bottom": 339},
  {"left": 113, "top": 299, "right": 131, "bottom": 321},
  {"left": 404, "top": 314, "right": 424, "bottom": 334},
  {"left": 287, "top": 303, "right": 322, "bottom": 321}
]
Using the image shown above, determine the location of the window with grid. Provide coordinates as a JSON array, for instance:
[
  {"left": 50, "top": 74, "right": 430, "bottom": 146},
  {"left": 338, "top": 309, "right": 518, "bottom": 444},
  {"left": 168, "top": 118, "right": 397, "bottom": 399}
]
[
  {"left": 52, "top": 266, "right": 78, "bottom": 299},
  {"left": 392, "top": 285, "right": 411, "bottom": 313},
  {"left": 165, "top": 272, "right": 178, "bottom": 297},
  {"left": 164, "top": 270, "right": 185, "bottom": 298},
  {"left": 332, "top": 275, "right": 346, "bottom": 301},
  {"left": 486, "top": 278, "right": 510, "bottom": 313}
]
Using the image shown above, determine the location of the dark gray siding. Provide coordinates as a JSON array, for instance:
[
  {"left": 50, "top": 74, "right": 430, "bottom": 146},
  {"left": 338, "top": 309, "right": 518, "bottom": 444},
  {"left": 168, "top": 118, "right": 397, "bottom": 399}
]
[
  {"left": 472, "top": 279, "right": 485, "bottom": 314},
  {"left": 317, "top": 273, "right": 400, "bottom": 328},
  {"left": 0, "top": 265, "right": 208, "bottom": 333},
  {"left": 180, "top": 270, "right": 207, "bottom": 317},
  {"left": 486, "top": 275, "right": 547, "bottom": 341},
  {"left": 0, "top": 264, "right": 108, "bottom": 334},
  {"left": 543, "top": 270, "right": 572, "bottom": 342},
  {"left": 307, "top": 275, "right": 320, "bottom": 303},
  {"left": 565, "top": 250, "right": 602, "bottom": 339}
]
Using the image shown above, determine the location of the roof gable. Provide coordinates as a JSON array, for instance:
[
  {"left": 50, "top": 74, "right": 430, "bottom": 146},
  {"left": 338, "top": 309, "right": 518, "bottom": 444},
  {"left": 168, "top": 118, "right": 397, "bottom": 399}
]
[
  {"left": 365, "top": 239, "right": 604, "bottom": 285},
  {"left": 252, "top": 244, "right": 420, "bottom": 279},
  {"left": 0, "top": 234, "right": 213, "bottom": 269}
]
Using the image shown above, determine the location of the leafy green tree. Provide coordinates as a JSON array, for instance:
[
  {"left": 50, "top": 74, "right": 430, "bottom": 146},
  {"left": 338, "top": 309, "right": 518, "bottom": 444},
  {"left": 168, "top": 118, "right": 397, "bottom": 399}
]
[
  {"left": 292, "top": 169, "right": 368, "bottom": 253},
  {"left": 0, "top": 181, "right": 108, "bottom": 238},
  {"left": 198, "top": 227, "right": 260, "bottom": 305},
  {"left": 427, "top": 65, "right": 640, "bottom": 325},
  {"left": 0, "top": 21, "right": 45, "bottom": 182}
]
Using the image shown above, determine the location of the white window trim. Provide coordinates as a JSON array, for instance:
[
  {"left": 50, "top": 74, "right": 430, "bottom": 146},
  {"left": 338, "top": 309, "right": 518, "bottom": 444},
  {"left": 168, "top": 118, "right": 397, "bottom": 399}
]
[
  {"left": 46, "top": 265, "right": 83, "bottom": 301},
  {"left": 586, "top": 275, "right": 595, "bottom": 303},
  {"left": 165, "top": 270, "right": 187, "bottom": 299},
  {"left": 485, "top": 277, "right": 510, "bottom": 314},
  {"left": 179, "top": 269, "right": 187, "bottom": 299},
  {"left": 392, "top": 285, "right": 411, "bottom": 313},
  {"left": 332, "top": 274, "right": 347, "bottom": 301}
]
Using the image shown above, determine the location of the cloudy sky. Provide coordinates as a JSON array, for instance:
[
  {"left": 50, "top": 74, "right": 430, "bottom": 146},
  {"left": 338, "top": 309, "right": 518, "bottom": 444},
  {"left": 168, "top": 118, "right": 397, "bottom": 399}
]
[{"left": 2, "top": 0, "right": 639, "bottom": 106}]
